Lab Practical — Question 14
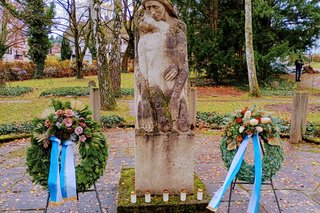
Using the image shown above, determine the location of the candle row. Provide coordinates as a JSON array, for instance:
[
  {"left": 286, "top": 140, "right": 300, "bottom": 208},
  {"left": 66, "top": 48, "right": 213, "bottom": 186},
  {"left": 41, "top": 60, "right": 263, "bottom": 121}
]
[{"left": 130, "top": 188, "right": 203, "bottom": 203}]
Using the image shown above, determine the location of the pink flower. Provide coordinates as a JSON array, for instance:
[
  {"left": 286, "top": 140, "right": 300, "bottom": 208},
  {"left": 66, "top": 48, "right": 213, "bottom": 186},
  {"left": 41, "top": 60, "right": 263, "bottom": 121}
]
[
  {"left": 75, "top": 126, "right": 83, "bottom": 135},
  {"left": 79, "top": 135, "right": 86, "bottom": 142},
  {"left": 79, "top": 122, "right": 87, "bottom": 128},
  {"left": 63, "top": 118, "right": 73, "bottom": 127},
  {"left": 55, "top": 110, "right": 64, "bottom": 117},
  {"left": 44, "top": 119, "right": 51, "bottom": 128},
  {"left": 64, "top": 109, "right": 74, "bottom": 117}
]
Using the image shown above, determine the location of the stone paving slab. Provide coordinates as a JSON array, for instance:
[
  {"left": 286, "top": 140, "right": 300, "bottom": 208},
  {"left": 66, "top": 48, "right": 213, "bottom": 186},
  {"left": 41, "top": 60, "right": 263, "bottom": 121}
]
[{"left": 0, "top": 129, "right": 319, "bottom": 212}]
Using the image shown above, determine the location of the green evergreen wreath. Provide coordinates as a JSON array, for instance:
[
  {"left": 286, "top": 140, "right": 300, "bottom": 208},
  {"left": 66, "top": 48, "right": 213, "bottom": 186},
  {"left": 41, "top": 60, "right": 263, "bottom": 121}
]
[
  {"left": 26, "top": 100, "right": 108, "bottom": 192},
  {"left": 220, "top": 107, "right": 284, "bottom": 183}
]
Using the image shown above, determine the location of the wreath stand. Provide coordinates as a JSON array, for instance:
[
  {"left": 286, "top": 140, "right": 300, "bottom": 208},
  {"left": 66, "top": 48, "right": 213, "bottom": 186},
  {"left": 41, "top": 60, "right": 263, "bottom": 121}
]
[
  {"left": 44, "top": 183, "right": 103, "bottom": 213},
  {"left": 226, "top": 140, "right": 281, "bottom": 213}
]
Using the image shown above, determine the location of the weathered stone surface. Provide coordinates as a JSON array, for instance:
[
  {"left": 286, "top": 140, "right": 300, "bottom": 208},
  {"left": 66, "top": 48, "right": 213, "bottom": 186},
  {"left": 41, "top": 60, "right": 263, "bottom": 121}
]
[
  {"left": 135, "top": 132, "right": 194, "bottom": 195},
  {"left": 135, "top": 0, "right": 190, "bottom": 134}
]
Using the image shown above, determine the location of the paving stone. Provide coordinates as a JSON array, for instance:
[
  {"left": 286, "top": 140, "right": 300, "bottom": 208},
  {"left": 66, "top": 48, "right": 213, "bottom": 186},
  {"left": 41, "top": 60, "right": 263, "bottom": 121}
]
[{"left": 0, "top": 129, "right": 319, "bottom": 212}]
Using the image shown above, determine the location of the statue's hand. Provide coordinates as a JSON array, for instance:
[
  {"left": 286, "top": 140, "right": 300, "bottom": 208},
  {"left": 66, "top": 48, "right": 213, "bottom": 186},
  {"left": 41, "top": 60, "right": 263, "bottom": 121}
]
[{"left": 164, "top": 65, "right": 179, "bottom": 81}]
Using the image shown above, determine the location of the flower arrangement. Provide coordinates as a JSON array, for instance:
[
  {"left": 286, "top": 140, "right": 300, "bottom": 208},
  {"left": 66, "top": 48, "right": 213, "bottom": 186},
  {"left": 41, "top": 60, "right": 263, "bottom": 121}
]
[
  {"left": 224, "top": 106, "right": 281, "bottom": 151},
  {"left": 33, "top": 99, "right": 95, "bottom": 148},
  {"left": 27, "top": 100, "right": 108, "bottom": 192}
]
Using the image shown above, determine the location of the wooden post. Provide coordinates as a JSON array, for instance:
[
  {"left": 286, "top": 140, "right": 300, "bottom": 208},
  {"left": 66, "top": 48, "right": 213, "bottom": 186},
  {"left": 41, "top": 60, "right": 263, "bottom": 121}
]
[
  {"left": 289, "top": 92, "right": 309, "bottom": 143},
  {"left": 89, "top": 81, "right": 101, "bottom": 122},
  {"left": 189, "top": 88, "right": 197, "bottom": 129}
]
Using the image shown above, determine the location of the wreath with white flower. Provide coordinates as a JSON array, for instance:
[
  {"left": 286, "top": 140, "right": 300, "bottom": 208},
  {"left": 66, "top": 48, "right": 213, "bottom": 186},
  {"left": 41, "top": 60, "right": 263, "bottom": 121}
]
[
  {"left": 26, "top": 100, "right": 108, "bottom": 192},
  {"left": 220, "top": 106, "right": 284, "bottom": 183}
]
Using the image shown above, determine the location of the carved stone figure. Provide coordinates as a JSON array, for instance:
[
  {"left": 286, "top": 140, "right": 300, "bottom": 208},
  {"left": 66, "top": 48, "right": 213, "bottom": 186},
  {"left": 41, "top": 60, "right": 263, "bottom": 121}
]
[{"left": 135, "top": 0, "right": 190, "bottom": 133}]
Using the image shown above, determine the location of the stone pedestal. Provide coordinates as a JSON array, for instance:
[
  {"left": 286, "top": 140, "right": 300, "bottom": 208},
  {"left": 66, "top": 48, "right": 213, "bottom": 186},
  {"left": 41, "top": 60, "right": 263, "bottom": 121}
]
[{"left": 135, "top": 132, "right": 194, "bottom": 195}]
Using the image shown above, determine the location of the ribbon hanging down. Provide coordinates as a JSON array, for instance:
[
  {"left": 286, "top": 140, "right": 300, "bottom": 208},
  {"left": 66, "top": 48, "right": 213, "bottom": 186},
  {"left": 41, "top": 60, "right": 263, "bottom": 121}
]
[
  {"left": 48, "top": 136, "right": 63, "bottom": 204},
  {"left": 48, "top": 136, "right": 77, "bottom": 205},
  {"left": 207, "top": 134, "right": 262, "bottom": 213},
  {"left": 60, "top": 140, "right": 77, "bottom": 200}
]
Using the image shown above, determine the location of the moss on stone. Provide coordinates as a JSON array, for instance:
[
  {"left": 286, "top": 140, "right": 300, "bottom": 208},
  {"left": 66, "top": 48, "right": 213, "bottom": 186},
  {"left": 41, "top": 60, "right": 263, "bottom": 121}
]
[{"left": 117, "top": 168, "right": 211, "bottom": 212}]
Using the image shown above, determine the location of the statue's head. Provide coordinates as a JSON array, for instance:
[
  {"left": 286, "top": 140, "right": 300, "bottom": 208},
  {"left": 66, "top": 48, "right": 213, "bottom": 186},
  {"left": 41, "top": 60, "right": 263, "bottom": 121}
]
[{"left": 142, "top": 0, "right": 178, "bottom": 21}]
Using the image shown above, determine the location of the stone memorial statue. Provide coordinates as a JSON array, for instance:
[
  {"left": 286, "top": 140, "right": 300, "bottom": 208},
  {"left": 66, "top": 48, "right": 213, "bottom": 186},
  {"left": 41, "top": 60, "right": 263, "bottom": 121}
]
[
  {"left": 135, "top": 0, "right": 190, "bottom": 133},
  {"left": 134, "top": 0, "right": 194, "bottom": 195}
]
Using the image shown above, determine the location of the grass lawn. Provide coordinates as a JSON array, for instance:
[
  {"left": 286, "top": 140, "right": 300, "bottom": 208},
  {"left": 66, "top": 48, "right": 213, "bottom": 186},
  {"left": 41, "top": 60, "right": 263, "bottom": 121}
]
[{"left": 1, "top": 73, "right": 320, "bottom": 126}]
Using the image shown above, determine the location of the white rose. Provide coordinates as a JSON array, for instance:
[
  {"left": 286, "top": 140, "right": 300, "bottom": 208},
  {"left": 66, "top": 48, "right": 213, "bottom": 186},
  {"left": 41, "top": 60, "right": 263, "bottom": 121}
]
[
  {"left": 261, "top": 117, "right": 272, "bottom": 124},
  {"left": 243, "top": 110, "right": 252, "bottom": 120},
  {"left": 239, "top": 126, "right": 245, "bottom": 133},
  {"left": 249, "top": 119, "right": 259, "bottom": 126},
  {"left": 255, "top": 126, "right": 263, "bottom": 132}
]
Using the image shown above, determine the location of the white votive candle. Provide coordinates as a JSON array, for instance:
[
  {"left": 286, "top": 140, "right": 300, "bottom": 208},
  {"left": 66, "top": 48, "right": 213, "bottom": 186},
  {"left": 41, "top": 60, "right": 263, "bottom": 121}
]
[
  {"left": 180, "top": 189, "right": 187, "bottom": 201},
  {"left": 163, "top": 189, "right": 169, "bottom": 202},
  {"left": 145, "top": 191, "right": 151, "bottom": 203},
  {"left": 130, "top": 191, "right": 137, "bottom": 203},
  {"left": 197, "top": 188, "right": 203, "bottom": 200}
]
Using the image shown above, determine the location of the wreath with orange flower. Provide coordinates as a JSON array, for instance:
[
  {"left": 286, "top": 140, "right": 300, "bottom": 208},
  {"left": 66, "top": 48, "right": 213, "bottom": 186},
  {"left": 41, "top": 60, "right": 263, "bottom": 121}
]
[
  {"left": 220, "top": 107, "right": 284, "bottom": 183},
  {"left": 26, "top": 100, "right": 108, "bottom": 192}
]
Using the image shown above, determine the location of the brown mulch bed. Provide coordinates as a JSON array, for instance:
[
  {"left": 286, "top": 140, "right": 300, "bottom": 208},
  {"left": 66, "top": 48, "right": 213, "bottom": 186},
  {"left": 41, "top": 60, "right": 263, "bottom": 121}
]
[{"left": 196, "top": 86, "right": 244, "bottom": 97}]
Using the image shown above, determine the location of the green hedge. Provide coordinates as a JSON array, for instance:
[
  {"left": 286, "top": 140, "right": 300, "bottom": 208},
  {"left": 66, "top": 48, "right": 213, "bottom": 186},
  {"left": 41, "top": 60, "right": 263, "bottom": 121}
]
[
  {"left": 100, "top": 115, "right": 125, "bottom": 128},
  {"left": 40, "top": 87, "right": 134, "bottom": 97},
  {"left": 40, "top": 87, "right": 89, "bottom": 96},
  {"left": 0, "top": 121, "right": 34, "bottom": 135},
  {"left": 0, "top": 87, "right": 33, "bottom": 96}
]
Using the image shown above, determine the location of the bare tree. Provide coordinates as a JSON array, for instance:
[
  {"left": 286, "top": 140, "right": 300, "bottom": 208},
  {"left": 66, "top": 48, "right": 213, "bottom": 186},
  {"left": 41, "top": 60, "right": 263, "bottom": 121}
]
[
  {"left": 109, "top": 0, "right": 121, "bottom": 97},
  {"left": 54, "top": 0, "right": 91, "bottom": 79},
  {"left": 245, "top": 0, "right": 260, "bottom": 97},
  {"left": 91, "top": 0, "right": 116, "bottom": 110},
  {"left": 0, "top": 3, "right": 26, "bottom": 60},
  {"left": 121, "top": 0, "right": 140, "bottom": 72}
]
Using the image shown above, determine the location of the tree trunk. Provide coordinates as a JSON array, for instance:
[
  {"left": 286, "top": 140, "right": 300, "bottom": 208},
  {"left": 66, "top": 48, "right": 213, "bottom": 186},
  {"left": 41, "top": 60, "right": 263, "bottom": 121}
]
[
  {"left": 91, "top": 0, "right": 116, "bottom": 110},
  {"left": 109, "top": 0, "right": 122, "bottom": 98},
  {"left": 121, "top": 32, "right": 134, "bottom": 73},
  {"left": 245, "top": 0, "right": 260, "bottom": 97},
  {"left": 211, "top": 0, "right": 218, "bottom": 31},
  {"left": 0, "top": 60, "right": 5, "bottom": 87}
]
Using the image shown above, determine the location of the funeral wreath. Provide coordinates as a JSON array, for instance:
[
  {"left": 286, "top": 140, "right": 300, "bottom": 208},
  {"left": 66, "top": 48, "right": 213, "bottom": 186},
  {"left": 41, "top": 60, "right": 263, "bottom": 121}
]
[
  {"left": 26, "top": 100, "right": 108, "bottom": 192},
  {"left": 220, "top": 106, "right": 284, "bottom": 182}
]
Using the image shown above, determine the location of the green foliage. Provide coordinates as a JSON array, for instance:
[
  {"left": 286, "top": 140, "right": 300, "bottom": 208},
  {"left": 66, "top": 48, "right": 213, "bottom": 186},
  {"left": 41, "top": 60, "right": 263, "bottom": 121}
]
[
  {"left": 25, "top": 0, "right": 55, "bottom": 79},
  {"left": 0, "top": 121, "right": 33, "bottom": 135},
  {"left": 305, "top": 123, "right": 320, "bottom": 138},
  {"left": 60, "top": 35, "right": 72, "bottom": 61},
  {"left": 121, "top": 88, "right": 134, "bottom": 96},
  {"left": 40, "top": 87, "right": 89, "bottom": 96},
  {"left": 100, "top": 115, "right": 125, "bottom": 128},
  {"left": 173, "top": 0, "right": 320, "bottom": 83},
  {"left": 0, "top": 86, "right": 33, "bottom": 96},
  {"left": 221, "top": 136, "right": 284, "bottom": 183},
  {"left": 40, "top": 87, "right": 134, "bottom": 97},
  {"left": 197, "top": 112, "right": 226, "bottom": 127}
]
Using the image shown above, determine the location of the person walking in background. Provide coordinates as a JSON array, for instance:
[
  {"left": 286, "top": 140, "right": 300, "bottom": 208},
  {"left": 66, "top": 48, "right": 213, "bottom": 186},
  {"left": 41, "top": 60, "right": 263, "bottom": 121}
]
[{"left": 295, "top": 56, "right": 304, "bottom": 82}]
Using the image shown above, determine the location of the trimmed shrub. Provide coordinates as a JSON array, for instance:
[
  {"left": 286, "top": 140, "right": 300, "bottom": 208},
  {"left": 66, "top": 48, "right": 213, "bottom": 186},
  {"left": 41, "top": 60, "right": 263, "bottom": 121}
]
[
  {"left": 0, "top": 121, "right": 34, "bottom": 135},
  {"left": 100, "top": 115, "right": 125, "bottom": 128},
  {"left": 40, "top": 87, "right": 134, "bottom": 97},
  {"left": 197, "top": 111, "right": 226, "bottom": 127},
  {"left": 121, "top": 88, "right": 134, "bottom": 96},
  {"left": 0, "top": 87, "right": 33, "bottom": 96},
  {"left": 40, "top": 87, "right": 89, "bottom": 96}
]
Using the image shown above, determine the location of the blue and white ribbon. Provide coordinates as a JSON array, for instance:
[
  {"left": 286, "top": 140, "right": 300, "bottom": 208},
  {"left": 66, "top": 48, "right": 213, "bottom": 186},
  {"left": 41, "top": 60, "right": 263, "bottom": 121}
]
[
  {"left": 207, "top": 134, "right": 262, "bottom": 213},
  {"left": 60, "top": 140, "right": 77, "bottom": 199},
  {"left": 48, "top": 136, "right": 62, "bottom": 204},
  {"left": 48, "top": 136, "right": 77, "bottom": 205}
]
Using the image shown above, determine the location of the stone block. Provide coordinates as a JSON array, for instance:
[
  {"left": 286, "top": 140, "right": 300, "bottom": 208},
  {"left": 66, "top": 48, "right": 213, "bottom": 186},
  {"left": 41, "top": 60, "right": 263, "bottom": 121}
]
[{"left": 135, "top": 132, "right": 194, "bottom": 195}]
